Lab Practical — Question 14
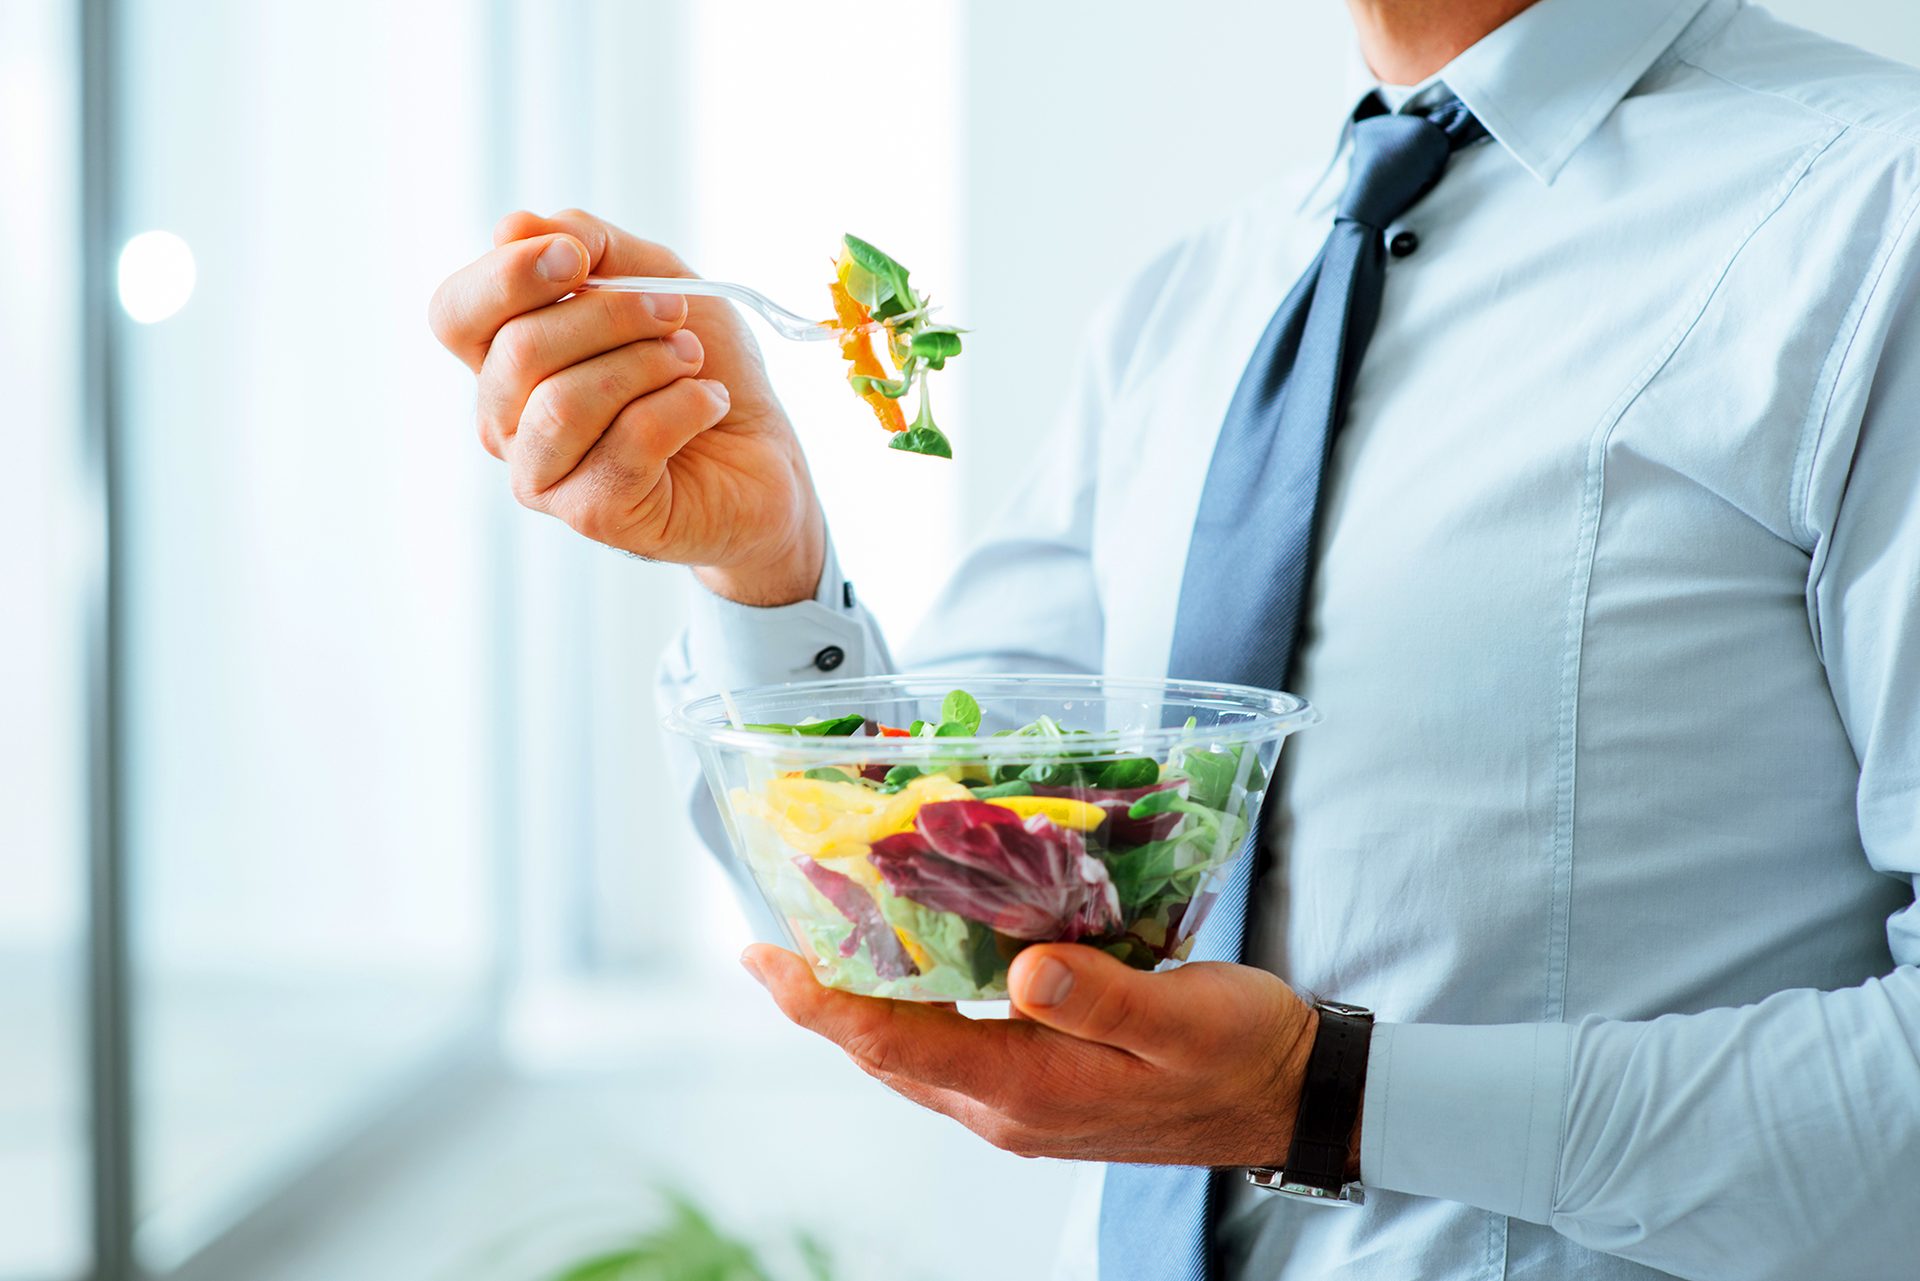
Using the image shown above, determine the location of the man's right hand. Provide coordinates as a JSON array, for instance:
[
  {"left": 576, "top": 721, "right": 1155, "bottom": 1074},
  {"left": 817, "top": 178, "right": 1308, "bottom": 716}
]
[{"left": 428, "top": 209, "right": 826, "bottom": 606}]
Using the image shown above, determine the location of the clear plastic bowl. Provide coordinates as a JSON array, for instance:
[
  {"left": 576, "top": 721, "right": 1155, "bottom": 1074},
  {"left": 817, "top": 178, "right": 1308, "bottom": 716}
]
[{"left": 665, "top": 674, "right": 1319, "bottom": 1000}]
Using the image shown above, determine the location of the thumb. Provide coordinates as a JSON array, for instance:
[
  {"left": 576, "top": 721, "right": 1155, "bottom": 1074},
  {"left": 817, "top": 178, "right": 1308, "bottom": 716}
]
[{"left": 1007, "top": 943, "right": 1210, "bottom": 1059}]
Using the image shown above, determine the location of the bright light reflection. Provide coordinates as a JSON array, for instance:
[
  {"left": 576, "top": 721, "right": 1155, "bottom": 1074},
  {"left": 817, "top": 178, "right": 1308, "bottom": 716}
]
[{"left": 117, "top": 229, "right": 196, "bottom": 324}]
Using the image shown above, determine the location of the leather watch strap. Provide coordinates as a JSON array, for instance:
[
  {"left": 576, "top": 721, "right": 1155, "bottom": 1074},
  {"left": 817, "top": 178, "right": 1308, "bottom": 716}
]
[{"left": 1281, "top": 1001, "right": 1374, "bottom": 1193}]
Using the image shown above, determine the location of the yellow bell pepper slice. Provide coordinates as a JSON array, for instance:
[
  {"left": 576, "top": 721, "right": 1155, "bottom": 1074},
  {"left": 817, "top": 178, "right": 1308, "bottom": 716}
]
[
  {"left": 982, "top": 794, "right": 1107, "bottom": 831},
  {"left": 734, "top": 772, "right": 974, "bottom": 859}
]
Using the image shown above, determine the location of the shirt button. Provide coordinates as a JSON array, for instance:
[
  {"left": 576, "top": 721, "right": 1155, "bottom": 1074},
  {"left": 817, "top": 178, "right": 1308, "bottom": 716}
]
[
  {"left": 1389, "top": 230, "right": 1420, "bottom": 258},
  {"left": 813, "top": 645, "right": 845, "bottom": 672}
]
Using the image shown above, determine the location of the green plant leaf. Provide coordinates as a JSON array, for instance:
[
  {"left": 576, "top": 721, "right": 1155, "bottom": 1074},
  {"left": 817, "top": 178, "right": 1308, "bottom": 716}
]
[
  {"left": 1126, "top": 789, "right": 1190, "bottom": 819},
  {"left": 743, "top": 713, "right": 865, "bottom": 738},
  {"left": 839, "top": 256, "right": 892, "bottom": 309},
  {"left": 888, "top": 423, "right": 952, "bottom": 458},
  {"left": 795, "top": 1233, "right": 837, "bottom": 1281},
  {"left": 843, "top": 233, "right": 915, "bottom": 311},
  {"left": 802, "top": 767, "right": 856, "bottom": 783},
  {"left": 848, "top": 373, "right": 912, "bottom": 400},
  {"left": 967, "top": 780, "right": 1034, "bottom": 799},
  {"left": 940, "top": 689, "right": 982, "bottom": 734},
  {"left": 1093, "top": 757, "right": 1161, "bottom": 789},
  {"left": 550, "top": 1249, "right": 649, "bottom": 1281},
  {"left": 1176, "top": 744, "right": 1266, "bottom": 810},
  {"left": 878, "top": 764, "right": 923, "bottom": 793},
  {"left": 909, "top": 328, "right": 962, "bottom": 368},
  {"left": 546, "top": 1194, "right": 776, "bottom": 1281},
  {"left": 967, "top": 920, "right": 1008, "bottom": 987}
]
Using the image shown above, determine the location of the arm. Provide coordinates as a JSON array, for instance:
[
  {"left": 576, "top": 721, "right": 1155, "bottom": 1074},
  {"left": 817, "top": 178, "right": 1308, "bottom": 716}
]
[{"left": 1357, "top": 233, "right": 1920, "bottom": 1281}]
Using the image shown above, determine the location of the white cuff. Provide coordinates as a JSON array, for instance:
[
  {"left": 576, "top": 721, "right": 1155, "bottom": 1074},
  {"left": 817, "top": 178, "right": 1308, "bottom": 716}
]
[
  {"left": 682, "top": 538, "right": 883, "bottom": 693},
  {"left": 1359, "top": 1020, "right": 1570, "bottom": 1224}
]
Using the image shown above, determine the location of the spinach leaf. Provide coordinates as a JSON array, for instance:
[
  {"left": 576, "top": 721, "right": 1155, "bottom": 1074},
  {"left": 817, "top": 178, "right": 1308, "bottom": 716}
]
[
  {"left": 1093, "top": 756, "right": 1161, "bottom": 789},
  {"left": 909, "top": 328, "right": 963, "bottom": 368},
  {"left": 1177, "top": 743, "right": 1266, "bottom": 810},
  {"left": 1018, "top": 758, "right": 1089, "bottom": 788},
  {"left": 840, "top": 254, "right": 892, "bottom": 309},
  {"left": 744, "top": 713, "right": 865, "bottom": 737},
  {"left": 968, "top": 780, "right": 1034, "bottom": 799},
  {"left": 966, "top": 921, "right": 1006, "bottom": 988},
  {"left": 802, "top": 766, "right": 857, "bottom": 783},
  {"left": 1125, "top": 789, "right": 1249, "bottom": 852},
  {"left": 878, "top": 764, "right": 923, "bottom": 794},
  {"left": 843, "top": 234, "right": 916, "bottom": 311},
  {"left": 940, "top": 688, "right": 982, "bottom": 734},
  {"left": 935, "top": 721, "right": 974, "bottom": 737},
  {"left": 1104, "top": 824, "right": 1243, "bottom": 916},
  {"left": 888, "top": 422, "right": 952, "bottom": 459}
]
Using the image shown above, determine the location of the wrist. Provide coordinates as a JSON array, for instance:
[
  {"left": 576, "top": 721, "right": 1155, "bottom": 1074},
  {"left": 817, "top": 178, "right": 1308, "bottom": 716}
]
[
  {"left": 693, "top": 506, "right": 826, "bottom": 608},
  {"left": 1297, "top": 1014, "right": 1359, "bottom": 1183},
  {"left": 1255, "top": 999, "right": 1371, "bottom": 1201}
]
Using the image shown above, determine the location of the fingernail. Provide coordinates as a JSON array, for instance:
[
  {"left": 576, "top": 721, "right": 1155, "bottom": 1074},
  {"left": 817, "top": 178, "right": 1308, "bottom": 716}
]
[
  {"left": 665, "top": 329, "right": 702, "bottom": 363},
  {"left": 644, "top": 291, "right": 685, "bottom": 321},
  {"left": 534, "top": 237, "right": 583, "bottom": 282},
  {"left": 739, "top": 951, "right": 766, "bottom": 986},
  {"left": 1025, "top": 957, "right": 1075, "bottom": 1008},
  {"left": 704, "top": 379, "right": 730, "bottom": 408}
]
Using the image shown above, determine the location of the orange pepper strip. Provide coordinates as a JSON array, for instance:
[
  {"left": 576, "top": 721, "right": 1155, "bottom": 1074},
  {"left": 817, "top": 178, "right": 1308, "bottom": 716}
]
[{"left": 827, "top": 279, "right": 907, "bottom": 434}]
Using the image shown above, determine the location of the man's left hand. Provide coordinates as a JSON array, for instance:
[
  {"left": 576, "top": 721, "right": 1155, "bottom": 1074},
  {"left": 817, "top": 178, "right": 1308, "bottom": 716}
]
[{"left": 742, "top": 941, "right": 1325, "bottom": 1167}]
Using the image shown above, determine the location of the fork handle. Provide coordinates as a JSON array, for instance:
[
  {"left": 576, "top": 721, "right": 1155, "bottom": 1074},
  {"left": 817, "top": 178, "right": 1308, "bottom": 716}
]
[{"left": 582, "top": 275, "right": 745, "bottom": 301}]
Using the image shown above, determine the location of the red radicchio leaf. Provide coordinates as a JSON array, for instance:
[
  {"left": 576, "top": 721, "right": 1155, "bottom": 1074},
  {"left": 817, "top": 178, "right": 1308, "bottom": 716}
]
[
  {"left": 795, "top": 857, "right": 918, "bottom": 979},
  {"left": 867, "top": 800, "right": 1122, "bottom": 942},
  {"left": 1032, "top": 779, "right": 1184, "bottom": 846}
]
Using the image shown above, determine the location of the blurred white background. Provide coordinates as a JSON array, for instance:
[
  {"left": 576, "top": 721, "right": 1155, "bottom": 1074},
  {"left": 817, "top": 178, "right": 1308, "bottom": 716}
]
[{"left": 5, "top": 2, "right": 1918, "bottom": 1279}]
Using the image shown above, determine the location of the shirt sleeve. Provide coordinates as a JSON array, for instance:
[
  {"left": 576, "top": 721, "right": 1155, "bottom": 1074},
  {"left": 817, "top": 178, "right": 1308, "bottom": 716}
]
[{"left": 1358, "top": 220, "right": 1920, "bottom": 1281}]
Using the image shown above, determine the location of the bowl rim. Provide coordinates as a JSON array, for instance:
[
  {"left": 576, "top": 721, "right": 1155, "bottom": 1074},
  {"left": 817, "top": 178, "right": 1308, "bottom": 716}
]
[{"left": 663, "top": 672, "right": 1322, "bottom": 759}]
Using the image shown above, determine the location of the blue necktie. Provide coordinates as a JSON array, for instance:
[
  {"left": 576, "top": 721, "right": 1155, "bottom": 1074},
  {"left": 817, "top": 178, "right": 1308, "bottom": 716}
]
[{"left": 1098, "top": 94, "right": 1485, "bottom": 1281}]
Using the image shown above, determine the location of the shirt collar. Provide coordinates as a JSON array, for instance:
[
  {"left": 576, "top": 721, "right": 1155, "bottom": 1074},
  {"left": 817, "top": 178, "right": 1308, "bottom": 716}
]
[
  {"left": 1435, "top": 0, "right": 1718, "bottom": 184},
  {"left": 1302, "top": 0, "right": 1719, "bottom": 212}
]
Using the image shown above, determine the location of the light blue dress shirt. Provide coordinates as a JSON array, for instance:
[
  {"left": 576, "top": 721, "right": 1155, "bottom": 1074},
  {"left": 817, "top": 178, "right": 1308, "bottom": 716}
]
[{"left": 659, "top": 1, "right": 1920, "bottom": 1276}]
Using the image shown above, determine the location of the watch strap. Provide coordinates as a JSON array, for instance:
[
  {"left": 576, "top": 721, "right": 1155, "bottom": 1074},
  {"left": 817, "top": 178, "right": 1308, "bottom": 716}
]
[{"left": 1280, "top": 1001, "right": 1373, "bottom": 1194}]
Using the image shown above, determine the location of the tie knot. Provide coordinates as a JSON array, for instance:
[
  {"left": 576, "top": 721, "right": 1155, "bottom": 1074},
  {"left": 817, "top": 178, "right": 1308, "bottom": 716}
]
[{"left": 1337, "top": 97, "right": 1483, "bottom": 230}]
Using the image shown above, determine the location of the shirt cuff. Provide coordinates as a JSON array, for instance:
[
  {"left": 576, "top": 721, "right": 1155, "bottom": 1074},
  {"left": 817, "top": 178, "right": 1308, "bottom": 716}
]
[
  {"left": 682, "top": 537, "right": 880, "bottom": 692},
  {"left": 1359, "top": 1020, "right": 1571, "bottom": 1225}
]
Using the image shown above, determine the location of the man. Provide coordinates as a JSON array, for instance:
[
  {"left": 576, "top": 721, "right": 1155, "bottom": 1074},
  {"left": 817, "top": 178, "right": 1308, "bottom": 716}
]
[{"left": 430, "top": 0, "right": 1920, "bottom": 1275}]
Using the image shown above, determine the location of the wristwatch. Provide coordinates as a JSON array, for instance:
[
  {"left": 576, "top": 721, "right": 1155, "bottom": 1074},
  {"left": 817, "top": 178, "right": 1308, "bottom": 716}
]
[{"left": 1246, "top": 999, "right": 1373, "bottom": 1206}]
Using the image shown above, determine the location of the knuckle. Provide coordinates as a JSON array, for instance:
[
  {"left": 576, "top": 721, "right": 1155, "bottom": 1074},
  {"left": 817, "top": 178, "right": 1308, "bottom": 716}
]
[
  {"left": 1078, "top": 982, "right": 1140, "bottom": 1044},
  {"left": 564, "top": 473, "right": 645, "bottom": 546},
  {"left": 595, "top": 364, "right": 633, "bottom": 404},
  {"left": 490, "top": 320, "right": 543, "bottom": 379},
  {"left": 838, "top": 1007, "right": 903, "bottom": 1075},
  {"left": 425, "top": 285, "right": 456, "bottom": 345},
  {"left": 474, "top": 372, "right": 521, "bottom": 444},
  {"left": 520, "top": 379, "right": 577, "bottom": 445},
  {"left": 979, "top": 1117, "right": 1036, "bottom": 1157},
  {"left": 842, "top": 1028, "right": 899, "bottom": 1079},
  {"left": 474, "top": 417, "right": 503, "bottom": 461},
  {"left": 507, "top": 464, "right": 546, "bottom": 510}
]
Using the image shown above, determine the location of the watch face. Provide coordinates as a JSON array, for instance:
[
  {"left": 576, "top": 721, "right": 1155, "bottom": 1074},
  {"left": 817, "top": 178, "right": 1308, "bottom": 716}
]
[{"left": 1317, "top": 1001, "right": 1374, "bottom": 1020}]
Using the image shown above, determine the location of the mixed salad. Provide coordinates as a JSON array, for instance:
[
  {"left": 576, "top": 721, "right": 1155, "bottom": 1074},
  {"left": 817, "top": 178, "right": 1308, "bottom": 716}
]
[
  {"left": 825, "top": 234, "right": 963, "bottom": 459},
  {"left": 731, "top": 689, "right": 1266, "bottom": 999}
]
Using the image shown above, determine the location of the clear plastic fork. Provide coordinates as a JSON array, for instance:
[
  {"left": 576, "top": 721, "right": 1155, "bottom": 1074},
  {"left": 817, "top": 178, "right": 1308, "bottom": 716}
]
[{"left": 580, "top": 275, "right": 846, "bottom": 342}]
